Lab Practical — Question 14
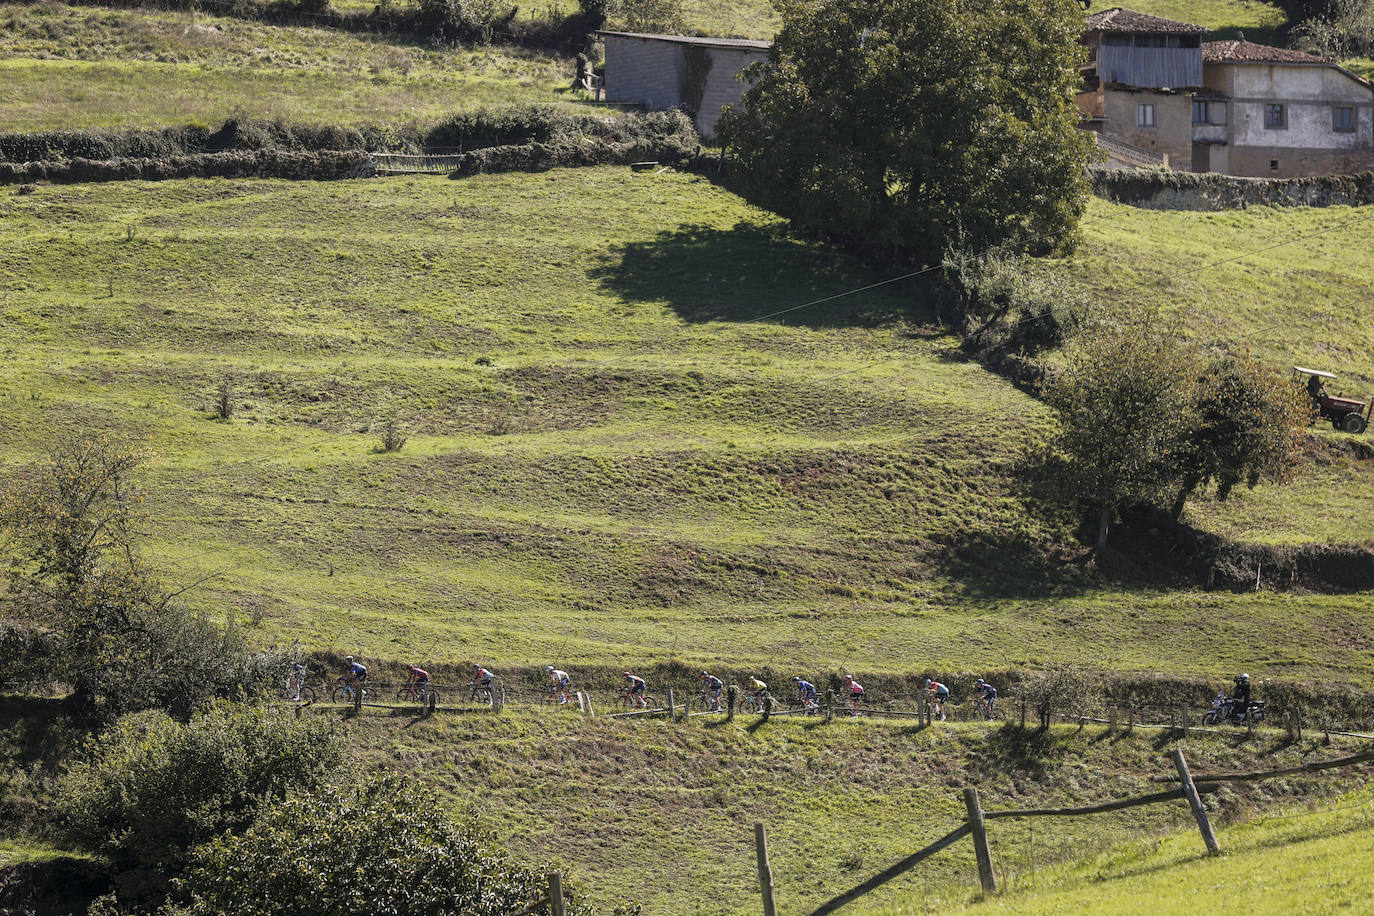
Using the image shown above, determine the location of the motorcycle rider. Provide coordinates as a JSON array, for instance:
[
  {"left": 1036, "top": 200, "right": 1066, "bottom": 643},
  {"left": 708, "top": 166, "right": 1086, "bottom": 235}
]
[{"left": 1229, "top": 673, "right": 1252, "bottom": 721}]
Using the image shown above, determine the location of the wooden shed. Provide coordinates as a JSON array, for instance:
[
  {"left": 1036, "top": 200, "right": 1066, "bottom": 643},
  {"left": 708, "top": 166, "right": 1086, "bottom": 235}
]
[{"left": 598, "top": 31, "right": 772, "bottom": 140}]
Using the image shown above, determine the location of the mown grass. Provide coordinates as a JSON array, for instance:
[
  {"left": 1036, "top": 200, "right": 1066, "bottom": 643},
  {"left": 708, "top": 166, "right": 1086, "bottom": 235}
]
[
  {"left": 914, "top": 784, "right": 1374, "bottom": 915},
  {"left": 1048, "top": 201, "right": 1374, "bottom": 547},
  {"left": 338, "top": 706, "right": 1371, "bottom": 914},
  {"left": 2, "top": 172, "right": 1374, "bottom": 682},
  {"left": 0, "top": 3, "right": 574, "bottom": 131},
  {"left": 671, "top": 0, "right": 1286, "bottom": 40}
]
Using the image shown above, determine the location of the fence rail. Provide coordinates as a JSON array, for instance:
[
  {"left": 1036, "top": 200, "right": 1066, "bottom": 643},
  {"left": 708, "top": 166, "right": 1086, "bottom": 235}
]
[{"left": 791, "top": 744, "right": 1374, "bottom": 915}]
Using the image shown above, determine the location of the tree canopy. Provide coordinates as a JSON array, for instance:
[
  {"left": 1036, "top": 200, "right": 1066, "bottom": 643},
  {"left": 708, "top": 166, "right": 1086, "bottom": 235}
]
[
  {"left": 718, "top": 0, "right": 1095, "bottom": 263},
  {"left": 1038, "top": 321, "right": 1313, "bottom": 551}
]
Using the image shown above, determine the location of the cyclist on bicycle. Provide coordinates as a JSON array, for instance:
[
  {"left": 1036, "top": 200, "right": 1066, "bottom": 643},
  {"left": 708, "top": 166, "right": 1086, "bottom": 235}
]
[
  {"left": 547, "top": 665, "right": 572, "bottom": 704},
  {"left": 407, "top": 664, "right": 430, "bottom": 700},
  {"left": 473, "top": 665, "right": 495, "bottom": 689},
  {"left": 341, "top": 656, "right": 368, "bottom": 685},
  {"left": 924, "top": 678, "right": 950, "bottom": 721},
  {"left": 792, "top": 676, "right": 818, "bottom": 710},
  {"left": 701, "top": 671, "right": 724, "bottom": 711},
  {"left": 287, "top": 662, "right": 307, "bottom": 700},
  {"left": 843, "top": 675, "right": 864, "bottom": 705},
  {"left": 973, "top": 678, "right": 997, "bottom": 719},
  {"left": 747, "top": 675, "right": 768, "bottom": 696},
  {"left": 624, "top": 671, "right": 648, "bottom": 708}
]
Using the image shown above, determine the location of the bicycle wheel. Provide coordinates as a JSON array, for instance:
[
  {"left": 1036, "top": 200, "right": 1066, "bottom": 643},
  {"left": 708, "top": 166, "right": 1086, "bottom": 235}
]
[
  {"left": 739, "top": 696, "right": 760, "bottom": 714},
  {"left": 396, "top": 687, "right": 418, "bottom": 705},
  {"left": 298, "top": 686, "right": 317, "bottom": 704},
  {"left": 330, "top": 685, "right": 352, "bottom": 703}
]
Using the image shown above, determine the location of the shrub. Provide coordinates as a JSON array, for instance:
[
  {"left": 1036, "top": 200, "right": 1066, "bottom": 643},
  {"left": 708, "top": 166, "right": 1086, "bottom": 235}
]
[
  {"left": 941, "top": 245, "right": 1086, "bottom": 356},
  {"left": 1018, "top": 664, "right": 1099, "bottom": 730},
  {"left": 180, "top": 773, "right": 594, "bottom": 915},
  {"left": 415, "top": 0, "right": 515, "bottom": 42},
  {"left": 58, "top": 702, "right": 348, "bottom": 875}
]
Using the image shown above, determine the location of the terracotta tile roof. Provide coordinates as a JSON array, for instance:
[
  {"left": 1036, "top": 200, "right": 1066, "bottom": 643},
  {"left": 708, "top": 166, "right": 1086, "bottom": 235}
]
[
  {"left": 1202, "top": 39, "right": 1329, "bottom": 64},
  {"left": 1084, "top": 7, "right": 1206, "bottom": 34}
]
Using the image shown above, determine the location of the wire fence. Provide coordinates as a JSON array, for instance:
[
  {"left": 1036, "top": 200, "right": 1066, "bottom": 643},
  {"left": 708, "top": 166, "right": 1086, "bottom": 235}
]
[{"left": 275, "top": 678, "right": 1374, "bottom": 740}]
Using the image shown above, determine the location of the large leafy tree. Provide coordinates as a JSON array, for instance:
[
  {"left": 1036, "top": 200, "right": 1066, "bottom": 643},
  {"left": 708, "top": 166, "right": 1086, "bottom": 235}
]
[
  {"left": 1, "top": 436, "right": 266, "bottom": 720},
  {"left": 718, "top": 0, "right": 1095, "bottom": 262},
  {"left": 1041, "top": 318, "right": 1197, "bottom": 551}
]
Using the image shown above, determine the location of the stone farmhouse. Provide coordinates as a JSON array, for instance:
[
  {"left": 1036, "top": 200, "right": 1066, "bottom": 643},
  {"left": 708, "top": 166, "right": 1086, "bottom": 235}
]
[
  {"left": 1079, "top": 7, "right": 1373, "bottom": 176},
  {"left": 601, "top": 10, "right": 1373, "bottom": 176},
  {"left": 597, "top": 31, "right": 771, "bottom": 140}
]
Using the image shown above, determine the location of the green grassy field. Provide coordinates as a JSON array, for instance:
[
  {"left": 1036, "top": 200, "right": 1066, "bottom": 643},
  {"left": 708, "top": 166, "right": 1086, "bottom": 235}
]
[
  {"left": 2, "top": 170, "right": 1374, "bottom": 684},
  {"left": 911, "top": 783, "right": 1374, "bottom": 915},
  {"left": 0, "top": 3, "right": 574, "bottom": 132},
  {"left": 338, "top": 706, "right": 1369, "bottom": 915}
]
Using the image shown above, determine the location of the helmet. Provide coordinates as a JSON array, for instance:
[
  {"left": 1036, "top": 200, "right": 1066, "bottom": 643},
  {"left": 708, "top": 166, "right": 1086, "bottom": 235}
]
[
  {"left": 975, "top": 678, "right": 984, "bottom": 685},
  {"left": 924, "top": 678, "right": 932, "bottom": 686},
  {"left": 345, "top": 656, "right": 354, "bottom": 662},
  {"left": 407, "top": 664, "right": 416, "bottom": 671},
  {"left": 474, "top": 664, "right": 482, "bottom": 670},
  {"left": 791, "top": 676, "right": 801, "bottom": 682},
  {"left": 623, "top": 671, "right": 631, "bottom": 677},
  {"left": 700, "top": 671, "right": 708, "bottom": 676},
  {"left": 1236, "top": 673, "right": 1250, "bottom": 683},
  {"left": 843, "top": 674, "right": 853, "bottom": 681},
  {"left": 546, "top": 665, "right": 554, "bottom": 672}
]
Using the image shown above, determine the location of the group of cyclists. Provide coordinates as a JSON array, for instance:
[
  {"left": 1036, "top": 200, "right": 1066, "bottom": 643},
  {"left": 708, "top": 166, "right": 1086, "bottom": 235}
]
[
  {"left": 284, "top": 656, "right": 1007, "bottom": 718},
  {"left": 290, "top": 660, "right": 1261, "bottom": 729}
]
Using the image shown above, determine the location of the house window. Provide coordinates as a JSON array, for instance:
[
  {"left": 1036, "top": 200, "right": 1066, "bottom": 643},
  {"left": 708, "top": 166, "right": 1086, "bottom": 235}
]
[
  {"left": 1265, "top": 104, "right": 1286, "bottom": 129},
  {"left": 1138, "top": 103, "right": 1156, "bottom": 128},
  {"left": 1270, "top": 159, "right": 1280, "bottom": 170},
  {"left": 1193, "top": 101, "right": 1209, "bottom": 123},
  {"left": 1334, "top": 106, "right": 1355, "bottom": 132}
]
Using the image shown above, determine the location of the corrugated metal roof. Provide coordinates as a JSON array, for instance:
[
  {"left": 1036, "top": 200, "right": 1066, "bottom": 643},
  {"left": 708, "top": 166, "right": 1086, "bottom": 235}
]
[
  {"left": 1084, "top": 7, "right": 1206, "bottom": 33},
  {"left": 597, "top": 30, "right": 772, "bottom": 50}
]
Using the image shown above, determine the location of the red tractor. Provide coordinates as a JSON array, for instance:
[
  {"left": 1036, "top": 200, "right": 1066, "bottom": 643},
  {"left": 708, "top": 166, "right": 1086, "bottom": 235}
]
[{"left": 1295, "top": 367, "right": 1371, "bottom": 434}]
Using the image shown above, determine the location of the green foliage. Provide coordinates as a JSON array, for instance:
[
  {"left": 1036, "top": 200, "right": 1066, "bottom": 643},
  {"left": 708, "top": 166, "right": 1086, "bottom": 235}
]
[
  {"left": 0, "top": 436, "right": 275, "bottom": 720},
  {"left": 58, "top": 702, "right": 347, "bottom": 875},
  {"left": 1040, "top": 316, "right": 1198, "bottom": 550},
  {"left": 180, "top": 772, "right": 592, "bottom": 915},
  {"left": 416, "top": 0, "right": 515, "bottom": 42},
  {"left": 1018, "top": 663, "right": 1100, "bottom": 729},
  {"left": 1172, "top": 354, "right": 1312, "bottom": 515},
  {"left": 718, "top": 0, "right": 1094, "bottom": 262},
  {"left": 606, "top": 0, "right": 685, "bottom": 33},
  {"left": 941, "top": 244, "right": 1087, "bottom": 356},
  {"left": 1294, "top": 0, "right": 1374, "bottom": 57}
]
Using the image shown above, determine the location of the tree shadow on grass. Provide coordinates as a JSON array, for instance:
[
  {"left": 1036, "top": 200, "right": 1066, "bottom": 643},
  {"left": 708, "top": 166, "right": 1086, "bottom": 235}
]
[
  {"left": 588, "top": 222, "right": 938, "bottom": 331},
  {"left": 932, "top": 529, "right": 1098, "bottom": 600}
]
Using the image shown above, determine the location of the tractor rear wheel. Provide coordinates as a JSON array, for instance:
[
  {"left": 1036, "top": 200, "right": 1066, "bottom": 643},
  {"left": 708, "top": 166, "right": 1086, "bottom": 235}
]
[{"left": 1342, "top": 413, "right": 1367, "bottom": 434}]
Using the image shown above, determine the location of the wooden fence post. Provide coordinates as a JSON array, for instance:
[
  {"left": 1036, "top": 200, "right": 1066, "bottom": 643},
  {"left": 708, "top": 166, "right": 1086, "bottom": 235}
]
[
  {"left": 1128, "top": 705, "right": 1135, "bottom": 730},
  {"left": 963, "top": 787, "right": 997, "bottom": 894},
  {"left": 549, "top": 871, "right": 565, "bottom": 916},
  {"left": 576, "top": 691, "right": 586, "bottom": 714},
  {"left": 1109, "top": 706, "right": 1117, "bottom": 733},
  {"left": 354, "top": 683, "right": 363, "bottom": 715},
  {"left": 666, "top": 686, "right": 676, "bottom": 721},
  {"left": 494, "top": 686, "right": 505, "bottom": 713},
  {"left": 1019, "top": 696, "right": 1027, "bottom": 730},
  {"left": 1296, "top": 705, "right": 1304, "bottom": 742},
  {"left": 825, "top": 688, "right": 834, "bottom": 723},
  {"left": 1179, "top": 703, "right": 1189, "bottom": 738},
  {"left": 1171, "top": 749, "right": 1220, "bottom": 855},
  {"left": 585, "top": 692, "right": 595, "bottom": 718},
  {"left": 754, "top": 823, "right": 777, "bottom": 916},
  {"left": 727, "top": 685, "right": 737, "bottom": 721},
  {"left": 762, "top": 693, "right": 772, "bottom": 722},
  {"left": 426, "top": 689, "right": 436, "bottom": 717},
  {"left": 1246, "top": 704, "right": 1254, "bottom": 737}
]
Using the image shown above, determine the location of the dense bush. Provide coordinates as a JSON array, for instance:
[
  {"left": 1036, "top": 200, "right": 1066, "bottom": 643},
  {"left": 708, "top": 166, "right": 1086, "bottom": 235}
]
[
  {"left": 179, "top": 772, "right": 593, "bottom": 915},
  {"left": 58, "top": 702, "right": 348, "bottom": 875},
  {"left": 0, "top": 150, "right": 371, "bottom": 185},
  {"left": 941, "top": 245, "right": 1087, "bottom": 357},
  {"left": 0, "top": 119, "right": 414, "bottom": 165}
]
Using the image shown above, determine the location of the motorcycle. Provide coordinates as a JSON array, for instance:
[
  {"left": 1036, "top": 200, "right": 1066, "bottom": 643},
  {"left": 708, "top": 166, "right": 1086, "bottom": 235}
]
[{"left": 1203, "top": 692, "right": 1265, "bottom": 726}]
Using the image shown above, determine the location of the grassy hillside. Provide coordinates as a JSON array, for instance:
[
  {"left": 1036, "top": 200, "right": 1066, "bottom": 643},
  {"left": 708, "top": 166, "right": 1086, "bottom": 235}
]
[
  {"left": 921, "top": 783, "right": 1374, "bottom": 915},
  {"left": 1037, "top": 201, "right": 1374, "bottom": 547},
  {"left": 337, "top": 707, "right": 1372, "bottom": 915},
  {"left": 675, "top": 0, "right": 1286, "bottom": 41},
  {"left": 0, "top": 3, "right": 573, "bottom": 132},
  {"left": 3, "top": 171, "right": 1374, "bottom": 682},
  {"left": 334, "top": 706, "right": 1368, "bottom": 915}
]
